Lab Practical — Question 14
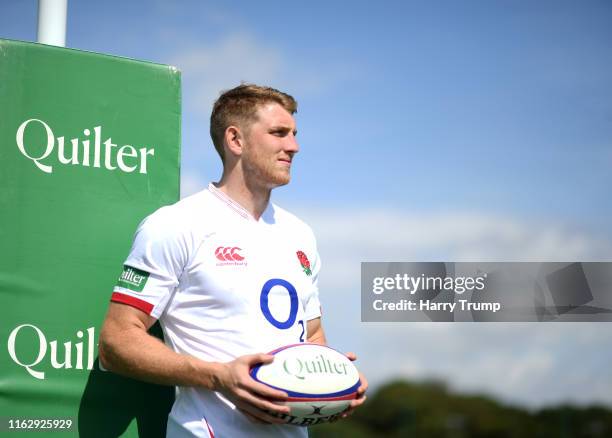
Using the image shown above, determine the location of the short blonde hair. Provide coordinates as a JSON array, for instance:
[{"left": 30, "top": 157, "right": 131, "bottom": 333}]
[{"left": 210, "top": 84, "right": 297, "bottom": 161}]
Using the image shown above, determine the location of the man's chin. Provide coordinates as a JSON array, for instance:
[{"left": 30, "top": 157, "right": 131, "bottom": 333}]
[
  {"left": 271, "top": 177, "right": 290, "bottom": 188},
  {"left": 268, "top": 173, "right": 291, "bottom": 188}
]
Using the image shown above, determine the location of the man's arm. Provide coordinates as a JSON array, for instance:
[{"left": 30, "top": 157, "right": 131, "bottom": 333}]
[
  {"left": 98, "top": 302, "right": 290, "bottom": 423},
  {"left": 306, "top": 317, "right": 327, "bottom": 345}
]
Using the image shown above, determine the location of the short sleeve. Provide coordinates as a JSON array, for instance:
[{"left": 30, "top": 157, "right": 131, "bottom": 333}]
[
  {"left": 303, "top": 232, "right": 322, "bottom": 321},
  {"left": 111, "top": 209, "right": 189, "bottom": 319}
]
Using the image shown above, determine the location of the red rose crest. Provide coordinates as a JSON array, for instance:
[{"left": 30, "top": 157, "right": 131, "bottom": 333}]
[{"left": 296, "top": 250, "right": 312, "bottom": 276}]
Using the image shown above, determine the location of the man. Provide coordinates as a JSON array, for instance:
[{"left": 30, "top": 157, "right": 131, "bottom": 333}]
[{"left": 99, "top": 84, "right": 366, "bottom": 437}]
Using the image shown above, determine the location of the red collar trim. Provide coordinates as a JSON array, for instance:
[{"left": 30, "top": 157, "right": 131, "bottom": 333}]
[{"left": 208, "top": 183, "right": 253, "bottom": 221}]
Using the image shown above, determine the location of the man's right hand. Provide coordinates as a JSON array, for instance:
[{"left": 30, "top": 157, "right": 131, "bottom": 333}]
[
  {"left": 214, "top": 353, "right": 290, "bottom": 424},
  {"left": 99, "top": 303, "right": 290, "bottom": 424}
]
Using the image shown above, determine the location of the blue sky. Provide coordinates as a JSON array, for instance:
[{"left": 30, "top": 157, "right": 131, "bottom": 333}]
[{"left": 3, "top": 0, "right": 612, "bottom": 408}]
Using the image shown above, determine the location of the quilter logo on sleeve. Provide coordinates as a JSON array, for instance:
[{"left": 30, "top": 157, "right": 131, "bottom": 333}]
[{"left": 116, "top": 266, "right": 149, "bottom": 292}]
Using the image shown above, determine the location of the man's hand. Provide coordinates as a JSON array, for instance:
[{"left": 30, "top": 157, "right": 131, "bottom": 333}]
[
  {"left": 215, "top": 353, "right": 291, "bottom": 424},
  {"left": 100, "top": 303, "right": 288, "bottom": 425},
  {"left": 340, "top": 352, "right": 368, "bottom": 419}
]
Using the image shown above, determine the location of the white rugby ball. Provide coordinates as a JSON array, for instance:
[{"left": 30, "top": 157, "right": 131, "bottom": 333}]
[{"left": 250, "top": 343, "right": 360, "bottom": 426}]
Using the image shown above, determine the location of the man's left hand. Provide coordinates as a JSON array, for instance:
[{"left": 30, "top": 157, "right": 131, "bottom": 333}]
[{"left": 341, "top": 352, "right": 368, "bottom": 419}]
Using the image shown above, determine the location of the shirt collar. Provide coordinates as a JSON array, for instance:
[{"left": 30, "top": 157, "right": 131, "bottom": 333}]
[{"left": 208, "top": 182, "right": 259, "bottom": 222}]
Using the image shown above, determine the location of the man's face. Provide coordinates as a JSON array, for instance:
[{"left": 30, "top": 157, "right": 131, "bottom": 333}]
[{"left": 241, "top": 102, "right": 299, "bottom": 189}]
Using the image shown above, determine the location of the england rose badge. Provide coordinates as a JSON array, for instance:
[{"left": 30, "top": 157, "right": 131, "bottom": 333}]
[{"left": 296, "top": 250, "right": 312, "bottom": 276}]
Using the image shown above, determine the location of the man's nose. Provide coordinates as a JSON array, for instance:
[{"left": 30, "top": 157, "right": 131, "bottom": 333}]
[{"left": 285, "top": 135, "right": 299, "bottom": 154}]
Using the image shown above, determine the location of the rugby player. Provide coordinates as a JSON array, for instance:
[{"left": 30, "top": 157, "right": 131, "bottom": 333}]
[{"left": 99, "top": 84, "right": 367, "bottom": 437}]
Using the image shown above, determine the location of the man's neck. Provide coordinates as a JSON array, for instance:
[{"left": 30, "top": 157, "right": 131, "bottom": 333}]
[{"left": 215, "top": 176, "right": 271, "bottom": 221}]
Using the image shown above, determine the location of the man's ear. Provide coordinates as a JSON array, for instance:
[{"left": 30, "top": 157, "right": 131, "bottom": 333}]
[{"left": 223, "top": 125, "right": 244, "bottom": 158}]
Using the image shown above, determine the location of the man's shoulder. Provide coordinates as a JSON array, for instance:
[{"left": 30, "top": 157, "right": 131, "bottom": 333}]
[
  {"left": 160, "top": 188, "right": 213, "bottom": 213},
  {"left": 138, "top": 189, "right": 215, "bottom": 235},
  {"left": 270, "top": 203, "right": 316, "bottom": 240}
]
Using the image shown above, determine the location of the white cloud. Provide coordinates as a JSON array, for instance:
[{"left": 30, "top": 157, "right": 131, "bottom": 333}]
[
  {"left": 170, "top": 33, "right": 352, "bottom": 117},
  {"left": 339, "top": 321, "right": 612, "bottom": 409},
  {"left": 293, "top": 207, "right": 612, "bottom": 408},
  {"left": 299, "top": 208, "right": 610, "bottom": 291},
  {"left": 308, "top": 209, "right": 608, "bottom": 260},
  {"left": 172, "top": 34, "right": 284, "bottom": 114}
]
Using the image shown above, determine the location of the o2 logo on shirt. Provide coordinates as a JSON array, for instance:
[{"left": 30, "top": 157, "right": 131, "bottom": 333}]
[{"left": 260, "top": 279, "right": 305, "bottom": 342}]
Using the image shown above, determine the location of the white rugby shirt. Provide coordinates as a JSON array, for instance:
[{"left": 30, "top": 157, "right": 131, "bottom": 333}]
[{"left": 111, "top": 183, "right": 321, "bottom": 437}]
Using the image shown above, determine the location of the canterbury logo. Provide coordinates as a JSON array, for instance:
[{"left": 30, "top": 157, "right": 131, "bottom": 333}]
[{"left": 215, "top": 246, "right": 245, "bottom": 262}]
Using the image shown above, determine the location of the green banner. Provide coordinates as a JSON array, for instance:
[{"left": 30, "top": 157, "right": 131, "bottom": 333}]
[{"left": 0, "top": 39, "right": 180, "bottom": 436}]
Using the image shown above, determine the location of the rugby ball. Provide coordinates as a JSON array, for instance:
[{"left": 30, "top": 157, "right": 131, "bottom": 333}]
[{"left": 250, "top": 343, "right": 360, "bottom": 426}]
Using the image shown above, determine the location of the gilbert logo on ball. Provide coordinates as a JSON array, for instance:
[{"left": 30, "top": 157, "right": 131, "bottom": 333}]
[{"left": 250, "top": 343, "right": 360, "bottom": 426}]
